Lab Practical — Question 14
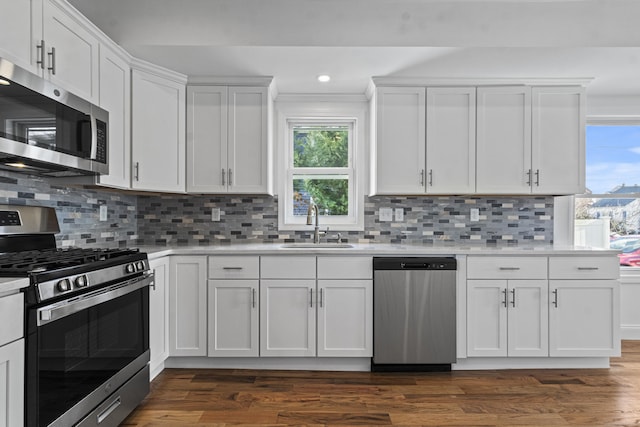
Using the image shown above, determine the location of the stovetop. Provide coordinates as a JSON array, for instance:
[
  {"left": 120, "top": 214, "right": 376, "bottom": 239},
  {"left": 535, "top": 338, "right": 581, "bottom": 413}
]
[{"left": 0, "top": 247, "right": 141, "bottom": 277}]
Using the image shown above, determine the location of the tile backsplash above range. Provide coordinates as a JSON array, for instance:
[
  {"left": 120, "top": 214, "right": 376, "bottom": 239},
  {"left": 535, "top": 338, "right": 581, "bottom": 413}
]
[{"left": 0, "top": 170, "right": 553, "bottom": 248}]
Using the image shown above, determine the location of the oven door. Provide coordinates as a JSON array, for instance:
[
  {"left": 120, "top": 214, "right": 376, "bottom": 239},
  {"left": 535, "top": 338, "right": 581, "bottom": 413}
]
[{"left": 26, "top": 273, "right": 151, "bottom": 427}]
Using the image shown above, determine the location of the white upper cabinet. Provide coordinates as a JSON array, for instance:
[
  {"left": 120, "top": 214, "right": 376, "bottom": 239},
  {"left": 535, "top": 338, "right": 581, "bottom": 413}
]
[
  {"left": 187, "top": 84, "right": 272, "bottom": 194},
  {"left": 532, "top": 86, "right": 586, "bottom": 194},
  {"left": 426, "top": 87, "right": 476, "bottom": 194},
  {"left": 371, "top": 87, "right": 426, "bottom": 195},
  {"left": 0, "top": 0, "right": 39, "bottom": 73},
  {"left": 131, "top": 66, "right": 186, "bottom": 193},
  {"left": 0, "top": 0, "right": 100, "bottom": 103},
  {"left": 476, "top": 86, "right": 532, "bottom": 194},
  {"left": 96, "top": 45, "right": 131, "bottom": 189}
]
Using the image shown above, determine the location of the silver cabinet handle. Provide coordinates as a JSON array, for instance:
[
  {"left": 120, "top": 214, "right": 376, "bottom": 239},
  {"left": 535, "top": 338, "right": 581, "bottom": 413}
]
[
  {"left": 502, "top": 288, "right": 508, "bottom": 307},
  {"left": 428, "top": 169, "right": 433, "bottom": 186},
  {"left": 134, "top": 162, "right": 140, "bottom": 181},
  {"left": 535, "top": 169, "right": 540, "bottom": 186},
  {"left": 526, "top": 169, "right": 532, "bottom": 186},
  {"left": 222, "top": 267, "right": 243, "bottom": 270},
  {"left": 577, "top": 267, "right": 599, "bottom": 271},
  {"left": 37, "top": 40, "right": 46, "bottom": 69},
  {"left": 552, "top": 289, "right": 558, "bottom": 308},
  {"left": 499, "top": 267, "right": 520, "bottom": 271},
  {"left": 47, "top": 46, "right": 56, "bottom": 75},
  {"left": 252, "top": 288, "right": 256, "bottom": 308},
  {"left": 511, "top": 288, "right": 516, "bottom": 307},
  {"left": 228, "top": 168, "right": 232, "bottom": 185},
  {"left": 319, "top": 288, "right": 323, "bottom": 308},
  {"left": 309, "top": 288, "right": 313, "bottom": 308},
  {"left": 420, "top": 169, "right": 425, "bottom": 186},
  {"left": 221, "top": 168, "right": 226, "bottom": 185}
]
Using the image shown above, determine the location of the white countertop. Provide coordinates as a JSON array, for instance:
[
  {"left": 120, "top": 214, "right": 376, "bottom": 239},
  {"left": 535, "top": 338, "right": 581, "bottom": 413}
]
[
  {"left": 137, "top": 243, "right": 619, "bottom": 260},
  {"left": 0, "top": 277, "right": 29, "bottom": 294}
]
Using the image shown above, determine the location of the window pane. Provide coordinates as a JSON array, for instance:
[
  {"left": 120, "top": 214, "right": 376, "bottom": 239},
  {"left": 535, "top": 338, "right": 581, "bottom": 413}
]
[
  {"left": 293, "top": 126, "right": 348, "bottom": 168},
  {"left": 586, "top": 125, "right": 640, "bottom": 194},
  {"left": 293, "top": 176, "right": 349, "bottom": 216}
]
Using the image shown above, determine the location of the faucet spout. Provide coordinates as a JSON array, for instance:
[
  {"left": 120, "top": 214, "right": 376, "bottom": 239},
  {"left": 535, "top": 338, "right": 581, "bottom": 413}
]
[{"left": 306, "top": 202, "right": 321, "bottom": 243}]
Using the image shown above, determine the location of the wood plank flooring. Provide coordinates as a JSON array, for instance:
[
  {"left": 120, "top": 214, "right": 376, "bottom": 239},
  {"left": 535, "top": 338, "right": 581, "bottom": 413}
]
[{"left": 122, "top": 341, "right": 640, "bottom": 426}]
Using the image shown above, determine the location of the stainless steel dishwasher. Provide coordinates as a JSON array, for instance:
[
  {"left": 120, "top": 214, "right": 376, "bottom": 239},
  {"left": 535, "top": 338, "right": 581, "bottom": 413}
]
[{"left": 373, "top": 257, "right": 457, "bottom": 371}]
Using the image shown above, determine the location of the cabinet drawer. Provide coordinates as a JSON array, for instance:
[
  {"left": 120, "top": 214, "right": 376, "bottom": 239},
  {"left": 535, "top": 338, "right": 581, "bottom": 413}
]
[
  {"left": 261, "top": 256, "right": 316, "bottom": 279},
  {"left": 317, "top": 256, "right": 372, "bottom": 279},
  {"left": 0, "top": 292, "right": 23, "bottom": 346},
  {"left": 549, "top": 256, "right": 619, "bottom": 279},
  {"left": 209, "top": 256, "right": 259, "bottom": 279},
  {"left": 467, "top": 256, "right": 547, "bottom": 279}
]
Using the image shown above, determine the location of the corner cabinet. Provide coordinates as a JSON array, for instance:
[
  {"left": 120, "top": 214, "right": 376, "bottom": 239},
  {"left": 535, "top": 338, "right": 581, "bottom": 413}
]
[
  {"left": 169, "top": 256, "right": 207, "bottom": 356},
  {"left": 131, "top": 64, "right": 187, "bottom": 193},
  {"left": 187, "top": 84, "right": 273, "bottom": 194}
]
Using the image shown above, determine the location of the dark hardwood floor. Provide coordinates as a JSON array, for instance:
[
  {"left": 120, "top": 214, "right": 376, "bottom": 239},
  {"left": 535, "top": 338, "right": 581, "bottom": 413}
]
[{"left": 122, "top": 341, "right": 640, "bottom": 426}]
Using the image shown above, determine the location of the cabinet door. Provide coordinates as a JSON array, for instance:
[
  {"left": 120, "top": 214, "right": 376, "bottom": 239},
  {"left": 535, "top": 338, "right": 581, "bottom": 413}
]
[
  {"left": 532, "top": 86, "right": 586, "bottom": 194},
  {"left": 97, "top": 46, "right": 131, "bottom": 189},
  {"left": 260, "top": 280, "right": 316, "bottom": 357},
  {"left": 317, "top": 280, "right": 372, "bottom": 357},
  {"left": 476, "top": 86, "right": 532, "bottom": 194},
  {"left": 208, "top": 280, "right": 259, "bottom": 357},
  {"left": 372, "top": 87, "right": 426, "bottom": 195},
  {"left": 426, "top": 87, "right": 476, "bottom": 194},
  {"left": 549, "top": 280, "right": 621, "bottom": 357},
  {"left": 0, "top": 339, "right": 24, "bottom": 427},
  {"left": 131, "top": 69, "right": 186, "bottom": 192},
  {"left": 228, "top": 86, "right": 271, "bottom": 194},
  {"left": 186, "top": 86, "right": 228, "bottom": 193},
  {"left": 169, "top": 256, "right": 207, "bottom": 356},
  {"left": 467, "top": 280, "right": 507, "bottom": 357},
  {"left": 149, "top": 257, "right": 169, "bottom": 378},
  {"left": 0, "top": 0, "right": 39, "bottom": 73},
  {"left": 507, "top": 280, "right": 548, "bottom": 357},
  {"left": 42, "top": 0, "right": 99, "bottom": 103}
]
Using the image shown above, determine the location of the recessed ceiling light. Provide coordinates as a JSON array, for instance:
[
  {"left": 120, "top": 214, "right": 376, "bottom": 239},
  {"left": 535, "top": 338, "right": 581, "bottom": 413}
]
[{"left": 317, "top": 75, "right": 331, "bottom": 83}]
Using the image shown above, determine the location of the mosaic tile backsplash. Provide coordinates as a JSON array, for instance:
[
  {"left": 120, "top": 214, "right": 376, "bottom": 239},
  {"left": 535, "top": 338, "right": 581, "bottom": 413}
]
[{"left": 1, "top": 170, "right": 554, "bottom": 248}]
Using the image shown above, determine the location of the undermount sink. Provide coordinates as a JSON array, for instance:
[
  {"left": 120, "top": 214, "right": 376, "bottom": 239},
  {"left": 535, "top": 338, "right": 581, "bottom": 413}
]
[{"left": 280, "top": 243, "right": 354, "bottom": 249}]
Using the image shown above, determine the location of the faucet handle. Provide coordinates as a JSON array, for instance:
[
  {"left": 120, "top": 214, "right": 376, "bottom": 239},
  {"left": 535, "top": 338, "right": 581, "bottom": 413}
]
[{"left": 336, "top": 232, "right": 342, "bottom": 243}]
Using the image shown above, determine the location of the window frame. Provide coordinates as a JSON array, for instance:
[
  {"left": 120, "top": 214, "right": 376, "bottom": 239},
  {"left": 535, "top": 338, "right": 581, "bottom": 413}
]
[{"left": 276, "top": 97, "right": 366, "bottom": 232}]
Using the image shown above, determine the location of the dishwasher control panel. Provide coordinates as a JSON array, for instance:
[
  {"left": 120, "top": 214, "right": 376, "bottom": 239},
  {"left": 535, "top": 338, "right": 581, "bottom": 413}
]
[{"left": 373, "top": 257, "right": 457, "bottom": 271}]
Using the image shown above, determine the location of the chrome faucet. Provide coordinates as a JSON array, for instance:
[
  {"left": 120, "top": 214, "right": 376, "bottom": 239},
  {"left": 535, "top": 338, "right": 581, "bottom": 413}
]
[{"left": 306, "top": 201, "right": 324, "bottom": 243}]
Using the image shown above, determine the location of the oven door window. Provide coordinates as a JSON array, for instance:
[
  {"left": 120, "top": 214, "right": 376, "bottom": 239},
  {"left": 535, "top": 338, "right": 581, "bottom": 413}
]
[{"left": 36, "top": 287, "right": 149, "bottom": 427}]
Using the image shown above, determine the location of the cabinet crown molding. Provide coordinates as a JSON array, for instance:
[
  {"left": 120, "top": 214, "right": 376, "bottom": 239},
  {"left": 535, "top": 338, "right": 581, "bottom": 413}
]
[
  {"left": 131, "top": 58, "right": 188, "bottom": 84},
  {"left": 370, "top": 76, "right": 594, "bottom": 89}
]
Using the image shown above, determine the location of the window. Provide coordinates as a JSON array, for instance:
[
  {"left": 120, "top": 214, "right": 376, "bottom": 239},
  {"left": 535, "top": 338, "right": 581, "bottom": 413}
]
[
  {"left": 283, "top": 119, "right": 358, "bottom": 229},
  {"left": 575, "top": 122, "right": 640, "bottom": 267}
]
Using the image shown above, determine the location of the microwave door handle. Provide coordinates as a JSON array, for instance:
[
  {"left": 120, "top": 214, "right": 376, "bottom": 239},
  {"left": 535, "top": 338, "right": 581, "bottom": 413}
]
[{"left": 90, "top": 113, "right": 98, "bottom": 160}]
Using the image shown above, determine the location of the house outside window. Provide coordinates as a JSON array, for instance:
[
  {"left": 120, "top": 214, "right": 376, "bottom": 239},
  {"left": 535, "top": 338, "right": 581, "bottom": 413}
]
[{"left": 575, "top": 123, "right": 640, "bottom": 267}]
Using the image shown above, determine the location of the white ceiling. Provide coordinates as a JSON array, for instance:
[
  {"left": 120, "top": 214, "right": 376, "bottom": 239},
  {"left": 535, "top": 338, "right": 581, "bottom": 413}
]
[{"left": 67, "top": 0, "right": 640, "bottom": 96}]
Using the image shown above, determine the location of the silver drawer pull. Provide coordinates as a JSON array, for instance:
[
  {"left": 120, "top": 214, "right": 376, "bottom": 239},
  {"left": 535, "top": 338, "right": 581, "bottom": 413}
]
[
  {"left": 499, "top": 267, "right": 520, "bottom": 271},
  {"left": 577, "top": 267, "right": 599, "bottom": 271},
  {"left": 223, "top": 267, "right": 243, "bottom": 270}
]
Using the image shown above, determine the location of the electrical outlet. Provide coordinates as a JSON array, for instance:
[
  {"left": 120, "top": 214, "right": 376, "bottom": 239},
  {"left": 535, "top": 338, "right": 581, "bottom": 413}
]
[
  {"left": 394, "top": 208, "right": 404, "bottom": 222},
  {"left": 99, "top": 205, "right": 108, "bottom": 221},
  {"left": 470, "top": 208, "right": 480, "bottom": 222},
  {"left": 379, "top": 207, "right": 393, "bottom": 222},
  {"left": 211, "top": 208, "right": 221, "bottom": 221}
]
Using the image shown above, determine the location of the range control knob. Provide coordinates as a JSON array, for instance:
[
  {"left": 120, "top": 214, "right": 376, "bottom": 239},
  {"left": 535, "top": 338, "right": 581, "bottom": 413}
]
[
  {"left": 135, "top": 261, "right": 145, "bottom": 271},
  {"left": 125, "top": 263, "right": 136, "bottom": 274},
  {"left": 75, "top": 275, "right": 88, "bottom": 288},
  {"left": 56, "top": 278, "right": 71, "bottom": 292}
]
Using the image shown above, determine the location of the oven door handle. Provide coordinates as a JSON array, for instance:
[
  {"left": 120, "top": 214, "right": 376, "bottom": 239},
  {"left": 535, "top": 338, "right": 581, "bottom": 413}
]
[{"left": 37, "top": 272, "right": 153, "bottom": 326}]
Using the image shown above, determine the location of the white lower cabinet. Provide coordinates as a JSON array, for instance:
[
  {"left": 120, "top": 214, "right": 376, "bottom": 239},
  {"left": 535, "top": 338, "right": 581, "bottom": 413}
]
[
  {"left": 317, "top": 280, "right": 372, "bottom": 357},
  {"left": 467, "top": 280, "right": 548, "bottom": 357},
  {"left": 169, "top": 256, "right": 207, "bottom": 356},
  {"left": 207, "top": 255, "right": 260, "bottom": 357},
  {"left": 149, "top": 257, "right": 169, "bottom": 378},
  {"left": 0, "top": 339, "right": 24, "bottom": 427}
]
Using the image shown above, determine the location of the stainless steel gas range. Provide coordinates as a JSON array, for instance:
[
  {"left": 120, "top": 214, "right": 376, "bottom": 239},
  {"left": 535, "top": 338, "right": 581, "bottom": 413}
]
[{"left": 0, "top": 205, "right": 151, "bottom": 427}]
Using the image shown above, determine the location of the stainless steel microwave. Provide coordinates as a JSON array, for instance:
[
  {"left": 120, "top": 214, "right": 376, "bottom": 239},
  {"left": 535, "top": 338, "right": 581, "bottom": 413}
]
[{"left": 0, "top": 57, "right": 108, "bottom": 177}]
